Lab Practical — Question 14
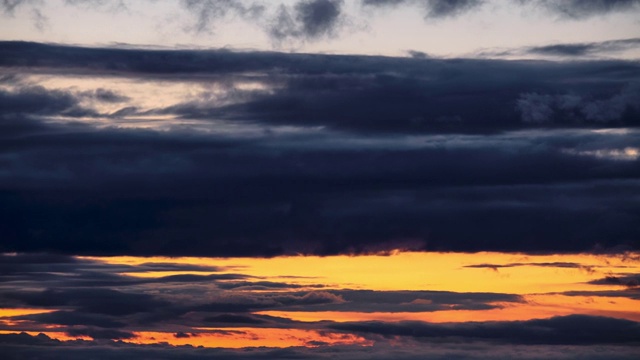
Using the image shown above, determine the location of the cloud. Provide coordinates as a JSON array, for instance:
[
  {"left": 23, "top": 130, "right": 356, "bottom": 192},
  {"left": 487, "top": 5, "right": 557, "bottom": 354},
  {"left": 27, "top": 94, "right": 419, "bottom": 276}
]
[
  {"left": 23, "top": 311, "right": 128, "bottom": 329},
  {"left": 526, "top": 38, "right": 640, "bottom": 57},
  {"left": 0, "top": 0, "right": 37, "bottom": 15},
  {"left": 362, "top": 0, "right": 485, "bottom": 19},
  {"left": 516, "top": 83, "right": 640, "bottom": 124},
  {"left": 180, "top": 0, "right": 265, "bottom": 33},
  {"left": 464, "top": 262, "right": 597, "bottom": 273},
  {"left": 0, "top": 86, "right": 82, "bottom": 116},
  {"left": 330, "top": 315, "right": 640, "bottom": 345},
  {"left": 4, "top": 331, "right": 640, "bottom": 360},
  {"left": 560, "top": 289, "right": 640, "bottom": 300},
  {"left": 532, "top": 0, "right": 640, "bottom": 19},
  {"left": 64, "top": 0, "right": 127, "bottom": 12},
  {"left": 1, "top": 42, "right": 639, "bottom": 256},
  {"left": 203, "top": 314, "right": 266, "bottom": 324},
  {"left": 269, "top": 0, "right": 344, "bottom": 42},
  {"left": 66, "top": 327, "right": 137, "bottom": 340},
  {"left": 273, "top": 290, "right": 522, "bottom": 313},
  {"left": 6, "top": 288, "right": 171, "bottom": 316},
  {"left": 589, "top": 274, "right": 640, "bottom": 287}
]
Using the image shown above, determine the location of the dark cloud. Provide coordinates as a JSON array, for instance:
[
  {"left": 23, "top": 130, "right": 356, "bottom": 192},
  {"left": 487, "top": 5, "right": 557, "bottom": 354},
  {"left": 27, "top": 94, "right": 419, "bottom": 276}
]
[
  {"left": 3, "top": 133, "right": 640, "bottom": 256},
  {"left": 4, "top": 331, "right": 640, "bottom": 360},
  {"left": 173, "top": 331, "right": 193, "bottom": 338},
  {"left": 0, "top": 253, "right": 235, "bottom": 290},
  {"left": 0, "top": 86, "right": 81, "bottom": 116},
  {"left": 464, "top": 262, "right": 596, "bottom": 273},
  {"left": 21, "top": 311, "right": 127, "bottom": 329},
  {"left": 203, "top": 314, "right": 266, "bottom": 324},
  {"left": 66, "top": 327, "right": 136, "bottom": 340},
  {"left": 532, "top": 0, "right": 640, "bottom": 19},
  {"left": 560, "top": 289, "right": 640, "bottom": 300},
  {"left": 422, "top": 0, "right": 484, "bottom": 18},
  {"left": 330, "top": 315, "right": 640, "bottom": 345},
  {"left": 79, "top": 89, "right": 130, "bottom": 103},
  {"left": 0, "top": 85, "right": 126, "bottom": 118},
  {"left": 362, "top": 0, "right": 485, "bottom": 19},
  {"left": 275, "top": 290, "right": 522, "bottom": 312},
  {"left": 516, "top": 83, "right": 640, "bottom": 124},
  {"left": 1, "top": 121, "right": 639, "bottom": 255},
  {"left": 269, "top": 0, "right": 344, "bottom": 42},
  {"left": 0, "top": 42, "right": 639, "bottom": 256},
  {"left": 527, "top": 38, "right": 640, "bottom": 57},
  {"left": 180, "top": 0, "right": 265, "bottom": 33},
  {"left": 589, "top": 274, "right": 640, "bottom": 287},
  {"left": 216, "top": 280, "right": 323, "bottom": 290},
  {"left": 5, "top": 288, "right": 170, "bottom": 316},
  {"left": 0, "top": 0, "right": 34, "bottom": 14}
]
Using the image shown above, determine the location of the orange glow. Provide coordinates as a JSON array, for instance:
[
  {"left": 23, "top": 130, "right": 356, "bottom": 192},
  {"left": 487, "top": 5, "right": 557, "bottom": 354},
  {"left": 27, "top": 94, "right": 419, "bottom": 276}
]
[
  {"left": 0, "top": 309, "right": 56, "bottom": 318},
  {"left": 127, "top": 329, "right": 371, "bottom": 348},
  {"left": 84, "top": 252, "right": 640, "bottom": 294},
  {"left": 0, "top": 329, "right": 372, "bottom": 348},
  {"left": 3, "top": 252, "right": 633, "bottom": 349}
]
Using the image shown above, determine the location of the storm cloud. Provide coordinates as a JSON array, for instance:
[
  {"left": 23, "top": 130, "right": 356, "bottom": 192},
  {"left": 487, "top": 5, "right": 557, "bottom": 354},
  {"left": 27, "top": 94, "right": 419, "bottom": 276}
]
[{"left": 0, "top": 42, "right": 639, "bottom": 256}]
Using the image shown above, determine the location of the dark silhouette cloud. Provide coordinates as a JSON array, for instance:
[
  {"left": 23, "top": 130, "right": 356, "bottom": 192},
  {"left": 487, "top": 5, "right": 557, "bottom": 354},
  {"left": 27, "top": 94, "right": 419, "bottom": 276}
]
[
  {"left": 362, "top": 0, "right": 485, "bottom": 19},
  {"left": 532, "top": 0, "right": 640, "bottom": 19},
  {"left": 0, "top": 86, "right": 81, "bottom": 116},
  {"left": 560, "top": 289, "right": 640, "bottom": 300},
  {"left": 23, "top": 311, "right": 127, "bottom": 329},
  {"left": 527, "top": 38, "right": 640, "bottom": 57},
  {"left": 203, "top": 314, "right": 266, "bottom": 324},
  {"left": 589, "top": 274, "right": 640, "bottom": 287},
  {"left": 6, "top": 288, "right": 171, "bottom": 316},
  {"left": 66, "top": 328, "right": 136, "bottom": 340},
  {"left": 269, "top": 0, "right": 344, "bottom": 42},
  {"left": 516, "top": 83, "right": 640, "bottom": 124},
  {"left": 464, "top": 261, "right": 598, "bottom": 273},
  {"left": 331, "top": 315, "right": 640, "bottom": 345},
  {"left": 275, "top": 290, "right": 522, "bottom": 312},
  {"left": 3, "top": 325, "right": 640, "bottom": 359}
]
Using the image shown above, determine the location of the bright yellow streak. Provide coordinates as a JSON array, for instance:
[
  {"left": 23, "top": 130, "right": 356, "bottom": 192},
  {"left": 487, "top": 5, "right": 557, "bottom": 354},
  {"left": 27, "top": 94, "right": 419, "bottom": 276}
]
[
  {"left": 0, "top": 309, "right": 56, "bottom": 318},
  {"left": 83, "top": 252, "right": 640, "bottom": 294}
]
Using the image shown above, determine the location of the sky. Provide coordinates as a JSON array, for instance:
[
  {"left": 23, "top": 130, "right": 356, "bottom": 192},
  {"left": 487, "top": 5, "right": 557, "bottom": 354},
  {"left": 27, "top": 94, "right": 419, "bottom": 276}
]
[{"left": 0, "top": 0, "right": 640, "bottom": 359}]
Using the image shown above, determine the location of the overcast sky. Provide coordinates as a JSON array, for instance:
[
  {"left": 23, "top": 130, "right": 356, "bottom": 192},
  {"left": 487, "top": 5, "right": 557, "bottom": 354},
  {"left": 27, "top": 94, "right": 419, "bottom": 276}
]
[
  {"left": 1, "top": 0, "right": 640, "bottom": 58},
  {"left": 1, "top": 1, "right": 640, "bottom": 359}
]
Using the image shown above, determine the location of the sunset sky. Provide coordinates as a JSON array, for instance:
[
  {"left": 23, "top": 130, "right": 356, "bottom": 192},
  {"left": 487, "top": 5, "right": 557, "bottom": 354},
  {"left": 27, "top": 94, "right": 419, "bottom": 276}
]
[{"left": 1, "top": 1, "right": 640, "bottom": 359}]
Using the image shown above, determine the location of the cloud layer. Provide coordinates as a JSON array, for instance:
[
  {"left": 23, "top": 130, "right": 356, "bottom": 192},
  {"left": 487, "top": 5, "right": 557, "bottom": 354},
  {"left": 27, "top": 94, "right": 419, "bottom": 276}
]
[{"left": 0, "top": 42, "right": 639, "bottom": 256}]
